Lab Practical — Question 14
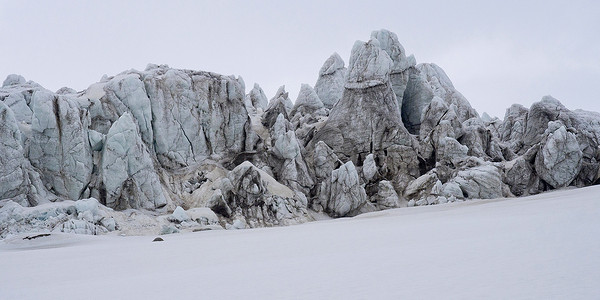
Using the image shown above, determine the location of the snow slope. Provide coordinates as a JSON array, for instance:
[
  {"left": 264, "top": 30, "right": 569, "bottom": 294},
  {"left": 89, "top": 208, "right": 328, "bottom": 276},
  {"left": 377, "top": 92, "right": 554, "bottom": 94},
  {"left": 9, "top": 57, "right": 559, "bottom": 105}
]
[{"left": 1, "top": 186, "right": 599, "bottom": 299}]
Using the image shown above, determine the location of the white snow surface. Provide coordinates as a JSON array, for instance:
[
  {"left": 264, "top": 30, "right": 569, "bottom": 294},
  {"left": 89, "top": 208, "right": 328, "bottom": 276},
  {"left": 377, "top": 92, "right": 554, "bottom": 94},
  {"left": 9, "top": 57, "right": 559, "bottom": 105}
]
[{"left": 1, "top": 186, "right": 599, "bottom": 299}]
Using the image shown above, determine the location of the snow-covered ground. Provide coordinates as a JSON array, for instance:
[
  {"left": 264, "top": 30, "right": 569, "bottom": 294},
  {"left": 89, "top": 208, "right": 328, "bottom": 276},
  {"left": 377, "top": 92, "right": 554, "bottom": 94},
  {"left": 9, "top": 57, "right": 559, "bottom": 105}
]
[{"left": 1, "top": 186, "right": 599, "bottom": 299}]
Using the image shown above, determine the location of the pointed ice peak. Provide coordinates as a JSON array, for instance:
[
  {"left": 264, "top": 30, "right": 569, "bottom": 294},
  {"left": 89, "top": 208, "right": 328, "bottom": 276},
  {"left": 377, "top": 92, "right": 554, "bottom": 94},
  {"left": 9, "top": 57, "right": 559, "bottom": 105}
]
[
  {"left": 345, "top": 39, "right": 393, "bottom": 89},
  {"left": 145, "top": 63, "right": 159, "bottom": 71},
  {"left": 293, "top": 84, "right": 324, "bottom": 111},
  {"left": 315, "top": 53, "right": 347, "bottom": 109},
  {"left": 405, "top": 55, "right": 417, "bottom": 68},
  {"left": 248, "top": 83, "right": 268, "bottom": 110},
  {"left": 319, "top": 52, "right": 346, "bottom": 76},
  {"left": 275, "top": 85, "right": 289, "bottom": 99},
  {"left": 417, "top": 63, "right": 455, "bottom": 90},
  {"left": 481, "top": 112, "right": 492, "bottom": 122},
  {"left": 267, "top": 85, "right": 293, "bottom": 114},
  {"left": 371, "top": 29, "right": 415, "bottom": 72},
  {"left": 2, "top": 74, "right": 26, "bottom": 87},
  {"left": 56, "top": 87, "right": 77, "bottom": 95},
  {"left": 540, "top": 95, "right": 564, "bottom": 107},
  {"left": 236, "top": 75, "right": 246, "bottom": 92},
  {"left": 371, "top": 29, "right": 405, "bottom": 56}
]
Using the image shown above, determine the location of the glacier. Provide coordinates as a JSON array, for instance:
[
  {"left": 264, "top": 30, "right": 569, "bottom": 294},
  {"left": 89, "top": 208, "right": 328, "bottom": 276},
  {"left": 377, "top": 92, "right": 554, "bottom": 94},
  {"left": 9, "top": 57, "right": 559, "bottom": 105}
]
[{"left": 1, "top": 29, "right": 599, "bottom": 239}]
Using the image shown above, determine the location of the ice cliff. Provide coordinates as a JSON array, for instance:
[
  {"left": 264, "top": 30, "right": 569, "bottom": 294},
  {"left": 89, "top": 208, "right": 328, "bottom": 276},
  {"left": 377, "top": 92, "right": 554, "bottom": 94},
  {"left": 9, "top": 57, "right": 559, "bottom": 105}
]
[{"left": 1, "top": 29, "right": 599, "bottom": 238}]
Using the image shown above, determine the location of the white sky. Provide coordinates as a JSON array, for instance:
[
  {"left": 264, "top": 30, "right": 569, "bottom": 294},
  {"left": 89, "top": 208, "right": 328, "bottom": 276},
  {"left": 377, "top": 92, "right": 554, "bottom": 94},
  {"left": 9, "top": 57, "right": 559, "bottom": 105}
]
[{"left": 1, "top": 0, "right": 598, "bottom": 118}]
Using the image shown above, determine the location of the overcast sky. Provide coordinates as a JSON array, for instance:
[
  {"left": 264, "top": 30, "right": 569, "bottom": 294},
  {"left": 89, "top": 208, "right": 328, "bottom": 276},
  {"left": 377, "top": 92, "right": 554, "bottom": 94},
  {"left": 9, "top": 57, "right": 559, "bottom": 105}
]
[{"left": 1, "top": 0, "right": 598, "bottom": 118}]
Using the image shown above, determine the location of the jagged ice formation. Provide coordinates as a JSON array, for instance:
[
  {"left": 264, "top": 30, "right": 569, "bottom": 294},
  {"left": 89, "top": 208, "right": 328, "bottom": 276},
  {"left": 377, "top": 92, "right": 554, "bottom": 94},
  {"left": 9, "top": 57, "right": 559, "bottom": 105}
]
[{"left": 1, "top": 29, "right": 599, "bottom": 238}]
